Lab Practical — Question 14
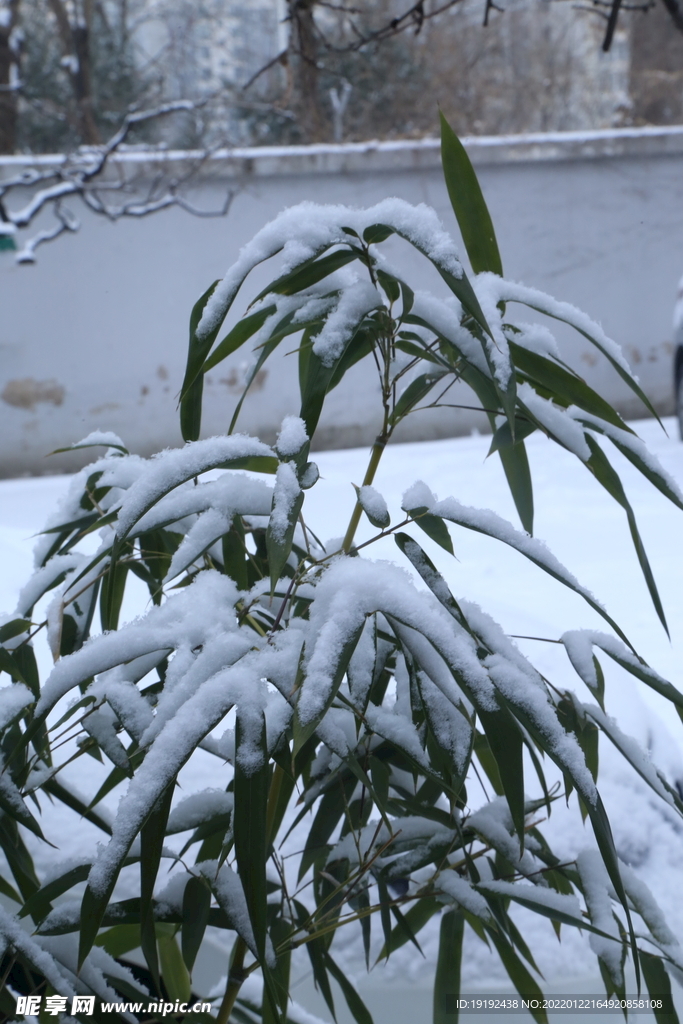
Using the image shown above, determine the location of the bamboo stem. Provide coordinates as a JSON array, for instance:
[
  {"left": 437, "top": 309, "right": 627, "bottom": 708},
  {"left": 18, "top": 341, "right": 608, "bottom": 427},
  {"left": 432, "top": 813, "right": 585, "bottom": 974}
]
[{"left": 216, "top": 936, "right": 247, "bottom": 1024}]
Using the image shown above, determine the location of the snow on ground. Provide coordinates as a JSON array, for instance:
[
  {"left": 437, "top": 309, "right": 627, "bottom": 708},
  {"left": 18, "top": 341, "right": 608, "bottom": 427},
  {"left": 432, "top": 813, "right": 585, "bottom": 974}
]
[{"left": 2, "top": 418, "right": 683, "bottom": 1009}]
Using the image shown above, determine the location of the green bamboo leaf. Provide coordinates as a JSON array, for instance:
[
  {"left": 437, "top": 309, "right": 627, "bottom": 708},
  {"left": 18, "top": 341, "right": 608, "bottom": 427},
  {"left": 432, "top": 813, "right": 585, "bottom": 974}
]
[
  {"left": 434, "top": 910, "right": 465, "bottom": 1024},
  {"left": 406, "top": 507, "right": 454, "bottom": 556},
  {"left": 202, "top": 304, "right": 277, "bottom": 374},
  {"left": 0, "top": 647, "right": 27, "bottom": 684},
  {"left": 298, "top": 775, "right": 358, "bottom": 882},
  {"left": 477, "top": 706, "right": 525, "bottom": 842},
  {"left": 263, "top": 917, "right": 293, "bottom": 1024},
  {"left": 0, "top": 815, "right": 39, "bottom": 901},
  {"left": 585, "top": 434, "right": 669, "bottom": 636},
  {"left": 377, "top": 897, "right": 441, "bottom": 961},
  {"left": 498, "top": 441, "right": 535, "bottom": 535},
  {"left": 95, "top": 923, "right": 141, "bottom": 958},
  {"left": 325, "top": 950, "right": 374, "bottom": 1024},
  {"left": 140, "top": 782, "right": 175, "bottom": 988},
  {"left": 157, "top": 927, "right": 191, "bottom": 1002},
  {"left": 486, "top": 928, "right": 548, "bottom": 1024},
  {"left": 639, "top": 950, "right": 679, "bottom": 1024},
  {"left": 0, "top": 873, "right": 20, "bottom": 904},
  {"left": 252, "top": 247, "right": 360, "bottom": 303},
  {"left": 394, "top": 533, "right": 465, "bottom": 622},
  {"left": 180, "top": 280, "right": 220, "bottom": 443},
  {"left": 376, "top": 268, "right": 400, "bottom": 303},
  {"left": 434, "top": 496, "right": 635, "bottom": 651},
  {"left": 43, "top": 778, "right": 112, "bottom": 835},
  {"left": 292, "top": 899, "right": 336, "bottom": 1021},
  {"left": 181, "top": 876, "right": 212, "bottom": 973},
  {"left": 586, "top": 794, "right": 640, "bottom": 988},
  {"left": 390, "top": 370, "right": 448, "bottom": 426},
  {"left": 509, "top": 342, "right": 630, "bottom": 431},
  {"left": 472, "top": 730, "right": 504, "bottom": 796},
  {"left": 227, "top": 310, "right": 315, "bottom": 435},
  {"left": 0, "top": 619, "right": 31, "bottom": 643},
  {"left": 19, "top": 862, "right": 91, "bottom": 923},
  {"left": 100, "top": 541, "right": 131, "bottom": 633},
  {"left": 363, "top": 224, "right": 394, "bottom": 244},
  {"left": 439, "top": 112, "right": 503, "bottom": 277},
  {"left": 233, "top": 712, "right": 269, "bottom": 966},
  {"left": 505, "top": 293, "right": 661, "bottom": 423}
]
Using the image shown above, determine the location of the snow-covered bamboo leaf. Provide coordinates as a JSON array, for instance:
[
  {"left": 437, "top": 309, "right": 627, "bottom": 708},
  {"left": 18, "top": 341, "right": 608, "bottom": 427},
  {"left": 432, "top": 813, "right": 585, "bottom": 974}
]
[
  {"left": 585, "top": 434, "right": 668, "bottom": 636},
  {"left": 582, "top": 702, "right": 683, "bottom": 814},
  {"left": 509, "top": 343, "right": 629, "bottom": 431},
  {"left": 267, "top": 463, "right": 304, "bottom": 591},
  {"left": 440, "top": 112, "right": 503, "bottom": 278},
  {"left": 394, "top": 533, "right": 464, "bottom": 625},
  {"left": 476, "top": 880, "right": 609, "bottom": 937},
  {"left": 355, "top": 485, "right": 390, "bottom": 529},
  {"left": 434, "top": 909, "right": 465, "bottom": 1024},
  {"left": 572, "top": 631, "right": 683, "bottom": 716},
  {"left": 418, "top": 489, "right": 634, "bottom": 650},
  {"left": 112, "top": 436, "right": 275, "bottom": 542},
  {"left": 572, "top": 411, "right": 683, "bottom": 512},
  {"left": 490, "top": 276, "right": 660, "bottom": 422}
]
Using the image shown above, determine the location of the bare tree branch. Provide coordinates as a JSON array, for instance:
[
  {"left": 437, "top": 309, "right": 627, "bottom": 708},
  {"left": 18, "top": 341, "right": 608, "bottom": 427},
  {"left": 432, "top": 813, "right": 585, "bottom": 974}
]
[{"left": 0, "top": 99, "right": 234, "bottom": 262}]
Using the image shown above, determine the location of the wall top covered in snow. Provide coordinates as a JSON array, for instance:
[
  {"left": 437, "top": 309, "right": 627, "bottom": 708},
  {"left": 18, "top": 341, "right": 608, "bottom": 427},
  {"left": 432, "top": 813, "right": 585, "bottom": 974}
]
[{"left": 4, "top": 124, "right": 683, "bottom": 183}]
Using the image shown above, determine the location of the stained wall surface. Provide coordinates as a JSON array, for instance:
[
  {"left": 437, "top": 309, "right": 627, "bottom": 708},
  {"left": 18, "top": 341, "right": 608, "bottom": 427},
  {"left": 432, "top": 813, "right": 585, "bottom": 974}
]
[{"left": 2, "top": 126, "right": 683, "bottom": 476}]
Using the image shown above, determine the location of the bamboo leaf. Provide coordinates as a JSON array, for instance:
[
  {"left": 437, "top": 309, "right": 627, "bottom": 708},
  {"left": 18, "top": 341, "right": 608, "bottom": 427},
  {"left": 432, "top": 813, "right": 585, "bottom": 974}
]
[
  {"left": 325, "top": 950, "right": 374, "bottom": 1024},
  {"left": 585, "top": 434, "right": 669, "bottom": 636},
  {"left": 440, "top": 112, "right": 503, "bottom": 277},
  {"left": 639, "top": 950, "right": 679, "bottom": 1024},
  {"left": 434, "top": 910, "right": 465, "bottom": 1024},
  {"left": 233, "top": 712, "right": 269, "bottom": 965},
  {"left": 140, "top": 782, "right": 175, "bottom": 988},
  {"left": 253, "top": 247, "right": 360, "bottom": 303},
  {"left": 157, "top": 928, "right": 191, "bottom": 1002},
  {"left": 377, "top": 897, "right": 441, "bottom": 961},
  {"left": 181, "top": 876, "right": 211, "bottom": 974},
  {"left": 405, "top": 507, "right": 454, "bottom": 556},
  {"left": 390, "top": 370, "right": 448, "bottom": 426},
  {"left": 498, "top": 441, "right": 535, "bottom": 535},
  {"left": 202, "top": 304, "right": 277, "bottom": 374},
  {"left": 180, "top": 280, "right": 220, "bottom": 443}
]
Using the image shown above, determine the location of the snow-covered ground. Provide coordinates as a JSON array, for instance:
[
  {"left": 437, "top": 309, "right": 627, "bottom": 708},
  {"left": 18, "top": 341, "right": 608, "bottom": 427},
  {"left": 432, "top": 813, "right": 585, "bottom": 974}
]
[{"left": 2, "top": 418, "right": 683, "bottom": 1022}]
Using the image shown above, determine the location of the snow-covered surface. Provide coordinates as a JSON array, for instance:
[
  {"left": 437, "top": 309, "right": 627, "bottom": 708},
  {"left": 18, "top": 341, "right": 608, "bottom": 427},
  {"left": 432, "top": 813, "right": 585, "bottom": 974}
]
[{"left": 2, "top": 418, "right": 683, "bottom": 1019}]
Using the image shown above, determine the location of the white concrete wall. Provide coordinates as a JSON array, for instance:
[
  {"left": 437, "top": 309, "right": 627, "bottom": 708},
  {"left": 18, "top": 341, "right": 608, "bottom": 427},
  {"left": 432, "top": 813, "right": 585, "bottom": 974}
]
[{"left": 2, "top": 126, "right": 683, "bottom": 477}]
